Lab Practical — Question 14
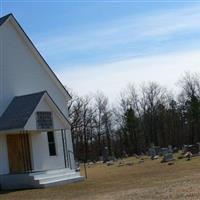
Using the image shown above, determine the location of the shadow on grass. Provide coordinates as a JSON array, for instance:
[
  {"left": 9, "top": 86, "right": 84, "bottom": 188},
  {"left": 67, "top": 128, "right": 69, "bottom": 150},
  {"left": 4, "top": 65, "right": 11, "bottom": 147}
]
[{"left": 0, "top": 187, "right": 42, "bottom": 195}]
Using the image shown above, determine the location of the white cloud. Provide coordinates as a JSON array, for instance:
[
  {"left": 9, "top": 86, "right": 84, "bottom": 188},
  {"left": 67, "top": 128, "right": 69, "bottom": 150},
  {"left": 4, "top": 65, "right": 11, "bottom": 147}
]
[
  {"left": 32, "top": 4, "right": 200, "bottom": 102},
  {"left": 56, "top": 50, "right": 200, "bottom": 102}
]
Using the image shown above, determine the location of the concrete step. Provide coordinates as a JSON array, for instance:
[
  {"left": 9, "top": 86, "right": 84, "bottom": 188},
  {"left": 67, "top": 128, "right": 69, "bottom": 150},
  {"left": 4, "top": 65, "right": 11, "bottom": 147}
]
[
  {"left": 40, "top": 174, "right": 82, "bottom": 184},
  {"left": 39, "top": 176, "right": 85, "bottom": 188},
  {"left": 33, "top": 170, "right": 76, "bottom": 180},
  {"left": 0, "top": 169, "right": 84, "bottom": 190},
  {"left": 30, "top": 168, "right": 73, "bottom": 176},
  {"left": 30, "top": 169, "right": 83, "bottom": 186},
  {"left": 36, "top": 172, "right": 79, "bottom": 184}
]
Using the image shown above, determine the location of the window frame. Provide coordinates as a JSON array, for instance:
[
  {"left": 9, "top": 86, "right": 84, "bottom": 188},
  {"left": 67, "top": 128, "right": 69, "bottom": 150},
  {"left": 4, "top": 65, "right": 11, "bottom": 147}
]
[
  {"left": 36, "top": 111, "right": 53, "bottom": 130},
  {"left": 47, "top": 131, "right": 57, "bottom": 156}
]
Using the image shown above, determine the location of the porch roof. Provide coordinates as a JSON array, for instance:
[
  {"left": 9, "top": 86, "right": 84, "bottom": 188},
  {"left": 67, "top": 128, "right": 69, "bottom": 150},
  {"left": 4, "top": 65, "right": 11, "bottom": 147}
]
[
  {"left": 0, "top": 91, "right": 46, "bottom": 131},
  {"left": 0, "top": 91, "right": 70, "bottom": 132},
  {"left": 0, "top": 13, "right": 11, "bottom": 26}
]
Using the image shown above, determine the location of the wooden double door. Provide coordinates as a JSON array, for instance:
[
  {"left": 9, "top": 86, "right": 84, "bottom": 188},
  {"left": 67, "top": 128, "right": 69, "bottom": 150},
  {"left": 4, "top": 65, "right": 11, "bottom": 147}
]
[{"left": 7, "top": 134, "right": 32, "bottom": 173}]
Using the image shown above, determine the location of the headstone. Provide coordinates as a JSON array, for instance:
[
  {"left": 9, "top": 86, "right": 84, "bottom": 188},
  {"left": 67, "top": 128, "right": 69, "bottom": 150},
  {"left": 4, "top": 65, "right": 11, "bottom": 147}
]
[
  {"left": 183, "top": 144, "right": 199, "bottom": 155},
  {"left": 99, "top": 156, "right": 103, "bottom": 161},
  {"left": 108, "top": 156, "right": 116, "bottom": 161},
  {"left": 149, "top": 148, "right": 156, "bottom": 156},
  {"left": 160, "top": 148, "right": 169, "bottom": 156},
  {"left": 106, "top": 161, "right": 114, "bottom": 166},
  {"left": 161, "top": 153, "right": 174, "bottom": 163},
  {"left": 185, "top": 151, "right": 192, "bottom": 161},
  {"left": 153, "top": 155, "right": 159, "bottom": 159},
  {"left": 190, "top": 145, "right": 199, "bottom": 155},
  {"left": 154, "top": 146, "right": 161, "bottom": 155},
  {"left": 168, "top": 145, "right": 173, "bottom": 153},
  {"left": 75, "top": 162, "right": 80, "bottom": 172},
  {"left": 149, "top": 148, "right": 156, "bottom": 159},
  {"left": 173, "top": 147, "right": 179, "bottom": 153}
]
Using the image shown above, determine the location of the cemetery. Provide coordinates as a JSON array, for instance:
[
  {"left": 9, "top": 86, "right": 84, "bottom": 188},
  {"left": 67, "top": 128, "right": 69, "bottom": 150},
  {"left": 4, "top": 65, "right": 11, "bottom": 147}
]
[{"left": 1, "top": 151, "right": 200, "bottom": 199}]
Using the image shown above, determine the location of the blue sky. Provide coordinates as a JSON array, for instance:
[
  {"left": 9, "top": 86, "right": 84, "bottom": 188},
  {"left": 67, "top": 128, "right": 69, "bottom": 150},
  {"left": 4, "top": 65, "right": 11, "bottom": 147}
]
[{"left": 1, "top": 1, "right": 200, "bottom": 101}]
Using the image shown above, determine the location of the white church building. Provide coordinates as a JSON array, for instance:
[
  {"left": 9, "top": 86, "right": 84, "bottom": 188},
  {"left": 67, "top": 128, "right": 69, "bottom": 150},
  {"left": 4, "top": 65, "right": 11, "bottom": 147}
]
[{"left": 0, "top": 13, "right": 83, "bottom": 189}]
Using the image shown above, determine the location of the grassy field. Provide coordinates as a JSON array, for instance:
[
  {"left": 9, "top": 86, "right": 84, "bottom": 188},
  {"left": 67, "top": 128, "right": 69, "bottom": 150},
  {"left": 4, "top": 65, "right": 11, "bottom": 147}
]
[{"left": 1, "top": 155, "right": 200, "bottom": 200}]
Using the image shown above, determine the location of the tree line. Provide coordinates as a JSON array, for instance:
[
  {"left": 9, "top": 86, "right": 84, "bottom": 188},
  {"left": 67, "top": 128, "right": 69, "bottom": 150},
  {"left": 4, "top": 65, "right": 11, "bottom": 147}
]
[{"left": 69, "top": 72, "right": 200, "bottom": 162}]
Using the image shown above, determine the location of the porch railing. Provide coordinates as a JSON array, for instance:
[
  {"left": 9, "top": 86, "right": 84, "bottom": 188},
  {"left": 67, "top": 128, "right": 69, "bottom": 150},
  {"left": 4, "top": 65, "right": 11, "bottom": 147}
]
[{"left": 61, "top": 130, "right": 74, "bottom": 170}]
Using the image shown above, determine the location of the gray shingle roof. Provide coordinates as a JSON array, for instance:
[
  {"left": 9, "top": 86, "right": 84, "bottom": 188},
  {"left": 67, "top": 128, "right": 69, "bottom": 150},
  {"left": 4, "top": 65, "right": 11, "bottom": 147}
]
[
  {"left": 0, "top": 13, "right": 12, "bottom": 26},
  {"left": 0, "top": 91, "right": 46, "bottom": 131}
]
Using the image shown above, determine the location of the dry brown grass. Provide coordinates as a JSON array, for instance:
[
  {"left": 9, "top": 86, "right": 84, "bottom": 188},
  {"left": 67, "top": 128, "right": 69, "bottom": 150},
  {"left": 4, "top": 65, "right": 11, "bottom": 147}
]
[{"left": 1, "top": 156, "right": 200, "bottom": 200}]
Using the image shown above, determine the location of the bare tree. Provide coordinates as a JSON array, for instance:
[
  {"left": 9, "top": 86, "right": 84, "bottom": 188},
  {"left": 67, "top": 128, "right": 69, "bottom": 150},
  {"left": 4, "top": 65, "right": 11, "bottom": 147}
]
[
  {"left": 69, "top": 72, "right": 200, "bottom": 162},
  {"left": 178, "top": 72, "right": 200, "bottom": 143},
  {"left": 140, "top": 82, "right": 168, "bottom": 146},
  {"left": 93, "top": 91, "right": 113, "bottom": 159}
]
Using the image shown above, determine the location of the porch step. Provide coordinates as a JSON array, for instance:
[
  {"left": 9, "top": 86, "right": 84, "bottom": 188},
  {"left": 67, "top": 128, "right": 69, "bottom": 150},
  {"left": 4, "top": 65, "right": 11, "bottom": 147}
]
[
  {"left": 33, "top": 171, "right": 76, "bottom": 180},
  {"left": 0, "top": 169, "right": 84, "bottom": 190},
  {"left": 31, "top": 169, "right": 84, "bottom": 187},
  {"left": 32, "top": 169, "right": 75, "bottom": 179},
  {"left": 39, "top": 175, "right": 84, "bottom": 188}
]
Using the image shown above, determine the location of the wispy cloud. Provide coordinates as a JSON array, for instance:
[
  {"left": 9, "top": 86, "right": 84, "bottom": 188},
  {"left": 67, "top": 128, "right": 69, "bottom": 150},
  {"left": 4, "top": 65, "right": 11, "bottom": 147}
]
[
  {"left": 57, "top": 50, "right": 200, "bottom": 102},
  {"left": 31, "top": 4, "right": 200, "bottom": 102},
  {"left": 35, "top": 4, "right": 200, "bottom": 63}
]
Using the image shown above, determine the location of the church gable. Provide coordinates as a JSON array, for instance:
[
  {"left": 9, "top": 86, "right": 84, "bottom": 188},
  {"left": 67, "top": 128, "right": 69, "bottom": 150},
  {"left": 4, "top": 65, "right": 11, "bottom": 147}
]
[{"left": 0, "top": 14, "right": 70, "bottom": 117}]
